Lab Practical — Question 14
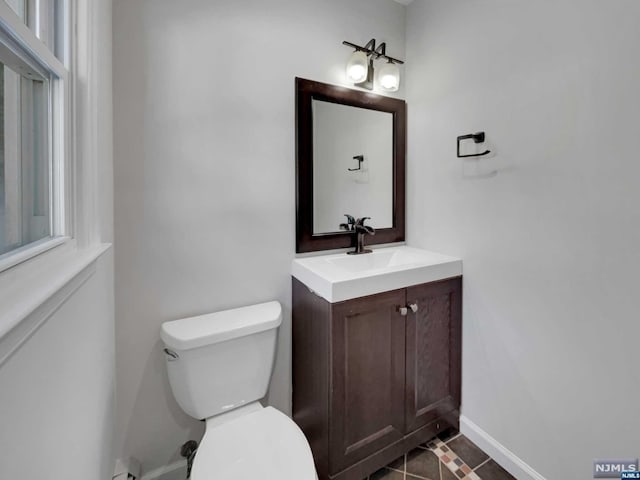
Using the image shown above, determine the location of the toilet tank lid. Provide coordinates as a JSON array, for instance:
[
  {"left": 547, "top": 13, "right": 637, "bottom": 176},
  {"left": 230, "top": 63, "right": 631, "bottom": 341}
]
[{"left": 161, "top": 301, "right": 282, "bottom": 351}]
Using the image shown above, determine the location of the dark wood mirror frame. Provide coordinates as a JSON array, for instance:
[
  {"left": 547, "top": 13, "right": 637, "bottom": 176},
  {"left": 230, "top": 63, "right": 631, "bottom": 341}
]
[{"left": 295, "top": 77, "right": 406, "bottom": 253}]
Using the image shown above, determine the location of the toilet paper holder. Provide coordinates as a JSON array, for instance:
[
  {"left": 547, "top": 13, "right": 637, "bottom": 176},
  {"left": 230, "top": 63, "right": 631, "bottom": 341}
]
[{"left": 457, "top": 131, "right": 491, "bottom": 158}]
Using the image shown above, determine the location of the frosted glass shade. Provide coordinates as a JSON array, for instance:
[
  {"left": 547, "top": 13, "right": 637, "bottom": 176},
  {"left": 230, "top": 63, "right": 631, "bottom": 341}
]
[
  {"left": 346, "top": 51, "right": 369, "bottom": 84},
  {"left": 378, "top": 62, "right": 400, "bottom": 92}
]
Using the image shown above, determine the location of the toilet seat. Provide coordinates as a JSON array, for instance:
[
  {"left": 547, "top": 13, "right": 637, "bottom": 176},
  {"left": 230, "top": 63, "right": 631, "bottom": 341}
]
[{"left": 191, "top": 406, "right": 317, "bottom": 480}]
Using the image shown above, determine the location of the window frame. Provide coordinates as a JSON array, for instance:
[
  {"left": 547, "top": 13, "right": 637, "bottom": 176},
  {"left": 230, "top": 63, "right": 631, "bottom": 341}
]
[
  {"left": 0, "top": 0, "right": 71, "bottom": 272},
  {"left": 0, "top": 0, "right": 112, "bottom": 364}
]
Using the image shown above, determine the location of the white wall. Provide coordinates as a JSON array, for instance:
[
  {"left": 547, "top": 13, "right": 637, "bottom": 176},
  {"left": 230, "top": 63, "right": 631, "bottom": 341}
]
[
  {"left": 0, "top": 0, "right": 115, "bottom": 478},
  {"left": 112, "top": 0, "right": 405, "bottom": 473},
  {"left": 313, "top": 101, "right": 393, "bottom": 232},
  {"left": 0, "top": 254, "right": 115, "bottom": 480},
  {"left": 406, "top": 1, "right": 640, "bottom": 478}
]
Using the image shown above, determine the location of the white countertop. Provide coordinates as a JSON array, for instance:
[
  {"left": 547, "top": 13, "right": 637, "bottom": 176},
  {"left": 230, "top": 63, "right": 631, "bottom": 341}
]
[{"left": 292, "top": 245, "right": 462, "bottom": 303}]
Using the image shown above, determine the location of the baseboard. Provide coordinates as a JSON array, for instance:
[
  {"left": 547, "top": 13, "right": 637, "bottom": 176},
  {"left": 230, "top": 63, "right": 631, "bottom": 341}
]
[
  {"left": 459, "top": 415, "right": 547, "bottom": 480},
  {"left": 140, "top": 459, "right": 187, "bottom": 480},
  {"left": 113, "top": 457, "right": 141, "bottom": 480},
  {"left": 140, "top": 419, "right": 545, "bottom": 480}
]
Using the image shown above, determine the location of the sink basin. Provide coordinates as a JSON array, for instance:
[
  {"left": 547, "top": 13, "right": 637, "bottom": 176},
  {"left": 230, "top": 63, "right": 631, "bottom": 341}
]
[
  {"left": 292, "top": 246, "right": 462, "bottom": 302},
  {"left": 326, "top": 248, "right": 429, "bottom": 273}
]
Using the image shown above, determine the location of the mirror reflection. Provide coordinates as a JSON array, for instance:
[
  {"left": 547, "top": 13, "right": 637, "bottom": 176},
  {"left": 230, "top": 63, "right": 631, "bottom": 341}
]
[{"left": 312, "top": 99, "right": 393, "bottom": 234}]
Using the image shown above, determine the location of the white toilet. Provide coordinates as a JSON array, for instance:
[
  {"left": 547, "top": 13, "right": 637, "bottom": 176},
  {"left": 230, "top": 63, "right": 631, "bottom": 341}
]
[{"left": 161, "top": 301, "right": 317, "bottom": 480}]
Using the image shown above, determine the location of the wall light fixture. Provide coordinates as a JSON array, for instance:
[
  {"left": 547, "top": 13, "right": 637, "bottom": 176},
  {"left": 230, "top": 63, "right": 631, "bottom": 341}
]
[{"left": 343, "top": 38, "right": 404, "bottom": 92}]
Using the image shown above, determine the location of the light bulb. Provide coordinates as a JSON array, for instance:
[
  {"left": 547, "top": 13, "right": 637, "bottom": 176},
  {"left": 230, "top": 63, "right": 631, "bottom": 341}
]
[
  {"left": 346, "top": 51, "right": 369, "bottom": 84},
  {"left": 378, "top": 61, "right": 400, "bottom": 92}
]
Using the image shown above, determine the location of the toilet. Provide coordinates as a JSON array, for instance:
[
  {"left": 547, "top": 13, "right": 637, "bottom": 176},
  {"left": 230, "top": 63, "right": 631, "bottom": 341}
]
[{"left": 161, "top": 301, "right": 317, "bottom": 480}]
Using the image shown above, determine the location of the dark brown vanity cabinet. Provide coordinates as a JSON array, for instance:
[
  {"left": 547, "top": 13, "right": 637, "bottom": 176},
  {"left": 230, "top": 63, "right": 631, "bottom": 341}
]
[
  {"left": 330, "top": 289, "right": 407, "bottom": 473},
  {"left": 292, "top": 276, "right": 462, "bottom": 480}
]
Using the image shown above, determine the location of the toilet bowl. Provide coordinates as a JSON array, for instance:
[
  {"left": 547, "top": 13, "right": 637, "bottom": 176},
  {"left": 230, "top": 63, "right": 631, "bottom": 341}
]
[{"left": 161, "top": 301, "right": 317, "bottom": 480}]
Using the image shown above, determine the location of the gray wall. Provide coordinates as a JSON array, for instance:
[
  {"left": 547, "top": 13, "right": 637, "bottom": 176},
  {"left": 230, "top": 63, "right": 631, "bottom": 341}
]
[
  {"left": 405, "top": 1, "right": 640, "bottom": 478},
  {"left": 112, "top": 0, "right": 405, "bottom": 473},
  {"left": 0, "top": 254, "right": 115, "bottom": 480}
]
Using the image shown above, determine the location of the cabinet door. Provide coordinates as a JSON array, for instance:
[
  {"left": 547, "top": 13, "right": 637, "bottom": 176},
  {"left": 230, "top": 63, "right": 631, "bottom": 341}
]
[
  {"left": 405, "top": 277, "right": 462, "bottom": 432},
  {"left": 329, "top": 289, "right": 406, "bottom": 474}
]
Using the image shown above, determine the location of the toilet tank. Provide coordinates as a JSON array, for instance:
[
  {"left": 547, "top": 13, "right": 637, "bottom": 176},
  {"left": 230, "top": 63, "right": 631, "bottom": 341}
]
[{"left": 161, "top": 301, "right": 282, "bottom": 420}]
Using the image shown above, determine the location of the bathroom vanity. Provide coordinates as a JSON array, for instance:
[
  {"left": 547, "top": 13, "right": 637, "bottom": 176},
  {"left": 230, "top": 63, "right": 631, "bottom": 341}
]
[
  {"left": 292, "top": 247, "right": 462, "bottom": 480},
  {"left": 293, "top": 79, "right": 462, "bottom": 479}
]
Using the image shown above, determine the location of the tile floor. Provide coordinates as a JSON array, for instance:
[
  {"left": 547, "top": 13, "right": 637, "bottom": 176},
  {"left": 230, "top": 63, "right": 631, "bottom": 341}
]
[{"left": 365, "top": 429, "right": 516, "bottom": 480}]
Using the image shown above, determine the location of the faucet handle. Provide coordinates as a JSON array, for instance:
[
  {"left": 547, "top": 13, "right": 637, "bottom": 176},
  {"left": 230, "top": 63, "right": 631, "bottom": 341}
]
[
  {"left": 340, "top": 214, "right": 356, "bottom": 231},
  {"left": 355, "top": 217, "right": 375, "bottom": 235}
]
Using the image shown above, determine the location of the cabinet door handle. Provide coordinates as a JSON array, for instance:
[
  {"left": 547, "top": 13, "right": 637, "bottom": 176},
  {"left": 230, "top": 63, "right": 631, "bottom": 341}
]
[
  {"left": 397, "top": 306, "right": 408, "bottom": 316},
  {"left": 409, "top": 303, "right": 419, "bottom": 313}
]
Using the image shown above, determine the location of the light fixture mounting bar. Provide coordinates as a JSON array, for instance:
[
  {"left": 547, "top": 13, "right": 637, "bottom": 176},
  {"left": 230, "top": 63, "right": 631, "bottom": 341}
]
[{"left": 342, "top": 39, "right": 405, "bottom": 65}]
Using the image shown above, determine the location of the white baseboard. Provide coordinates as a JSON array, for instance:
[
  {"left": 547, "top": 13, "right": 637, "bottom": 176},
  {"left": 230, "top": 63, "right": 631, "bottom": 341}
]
[
  {"left": 138, "top": 419, "right": 545, "bottom": 480},
  {"left": 113, "top": 457, "right": 141, "bottom": 480},
  {"left": 460, "top": 415, "right": 547, "bottom": 480},
  {"left": 140, "top": 459, "right": 187, "bottom": 480}
]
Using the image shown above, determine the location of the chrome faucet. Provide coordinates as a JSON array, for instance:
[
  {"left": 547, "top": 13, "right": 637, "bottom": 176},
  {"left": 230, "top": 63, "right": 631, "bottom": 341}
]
[{"left": 340, "top": 215, "right": 375, "bottom": 255}]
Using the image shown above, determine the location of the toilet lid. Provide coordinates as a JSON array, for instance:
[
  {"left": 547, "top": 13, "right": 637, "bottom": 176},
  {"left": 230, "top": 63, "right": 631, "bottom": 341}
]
[{"left": 191, "top": 406, "right": 317, "bottom": 480}]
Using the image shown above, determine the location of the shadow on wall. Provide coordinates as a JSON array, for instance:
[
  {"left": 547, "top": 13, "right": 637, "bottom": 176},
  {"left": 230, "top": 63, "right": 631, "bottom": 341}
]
[{"left": 121, "top": 340, "right": 205, "bottom": 471}]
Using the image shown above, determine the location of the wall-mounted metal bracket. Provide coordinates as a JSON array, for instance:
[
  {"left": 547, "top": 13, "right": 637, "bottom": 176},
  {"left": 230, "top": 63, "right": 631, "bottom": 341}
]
[
  {"left": 348, "top": 154, "right": 364, "bottom": 171},
  {"left": 342, "top": 39, "right": 405, "bottom": 65},
  {"left": 457, "top": 132, "right": 491, "bottom": 158}
]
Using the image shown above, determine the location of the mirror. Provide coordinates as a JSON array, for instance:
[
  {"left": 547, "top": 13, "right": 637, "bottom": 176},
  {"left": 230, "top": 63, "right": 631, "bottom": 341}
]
[
  {"left": 312, "top": 100, "right": 393, "bottom": 233},
  {"left": 296, "top": 78, "right": 406, "bottom": 253}
]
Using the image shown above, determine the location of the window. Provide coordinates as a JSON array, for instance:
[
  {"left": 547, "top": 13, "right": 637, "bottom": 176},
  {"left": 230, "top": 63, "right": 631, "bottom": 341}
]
[
  {"left": 5, "top": 0, "right": 66, "bottom": 62},
  {"left": 0, "top": 57, "right": 51, "bottom": 257},
  {"left": 0, "top": 1, "right": 68, "bottom": 269}
]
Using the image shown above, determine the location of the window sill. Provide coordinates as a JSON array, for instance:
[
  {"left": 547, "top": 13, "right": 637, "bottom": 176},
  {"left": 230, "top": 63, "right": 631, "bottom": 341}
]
[
  {"left": 0, "top": 236, "right": 69, "bottom": 273},
  {"left": 0, "top": 242, "right": 111, "bottom": 366}
]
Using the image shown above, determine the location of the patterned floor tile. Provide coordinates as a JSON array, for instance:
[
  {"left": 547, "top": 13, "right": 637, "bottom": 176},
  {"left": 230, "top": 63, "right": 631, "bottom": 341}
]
[
  {"left": 361, "top": 433, "right": 513, "bottom": 480},
  {"left": 424, "top": 437, "right": 481, "bottom": 480},
  {"left": 441, "top": 463, "right": 457, "bottom": 480},
  {"left": 446, "top": 436, "right": 489, "bottom": 469}
]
